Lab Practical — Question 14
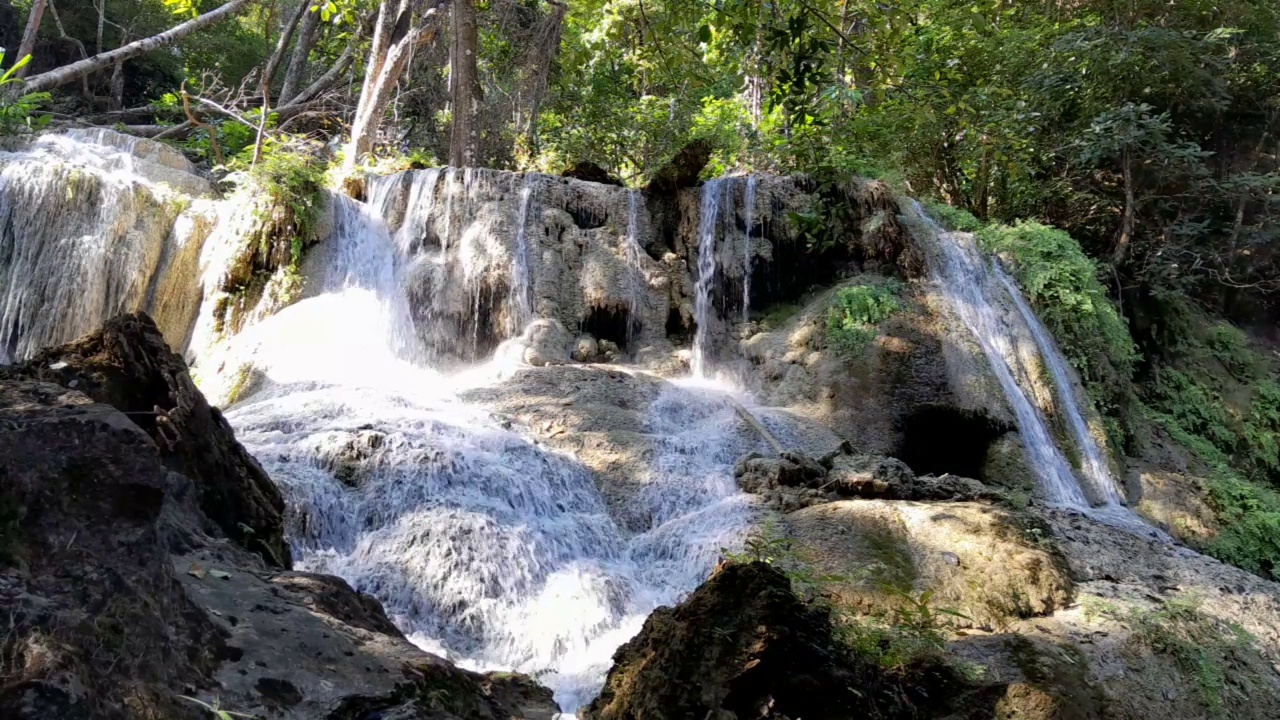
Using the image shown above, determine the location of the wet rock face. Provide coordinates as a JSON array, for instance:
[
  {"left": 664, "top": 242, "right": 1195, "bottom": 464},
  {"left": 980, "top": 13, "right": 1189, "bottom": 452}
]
[
  {"left": 582, "top": 561, "right": 956, "bottom": 720},
  {"left": 5, "top": 313, "right": 291, "bottom": 568}
]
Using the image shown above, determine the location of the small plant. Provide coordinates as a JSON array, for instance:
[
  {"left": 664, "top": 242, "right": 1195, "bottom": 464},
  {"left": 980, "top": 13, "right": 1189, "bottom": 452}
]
[
  {"left": 722, "top": 518, "right": 842, "bottom": 600},
  {"left": 0, "top": 53, "right": 51, "bottom": 135},
  {"left": 826, "top": 281, "right": 902, "bottom": 353}
]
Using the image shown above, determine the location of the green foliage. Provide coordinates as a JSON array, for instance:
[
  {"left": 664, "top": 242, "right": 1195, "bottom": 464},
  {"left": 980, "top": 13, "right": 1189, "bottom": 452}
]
[
  {"left": 978, "top": 221, "right": 1137, "bottom": 443},
  {"left": 247, "top": 142, "right": 327, "bottom": 267},
  {"left": 0, "top": 54, "right": 51, "bottom": 136},
  {"left": 923, "top": 201, "right": 981, "bottom": 232},
  {"left": 825, "top": 280, "right": 902, "bottom": 354}
]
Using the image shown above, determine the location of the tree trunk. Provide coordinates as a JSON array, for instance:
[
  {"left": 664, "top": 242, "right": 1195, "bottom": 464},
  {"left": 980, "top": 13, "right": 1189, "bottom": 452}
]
[
  {"left": 264, "top": 0, "right": 311, "bottom": 88},
  {"left": 21, "top": 0, "right": 257, "bottom": 95},
  {"left": 448, "top": 0, "right": 479, "bottom": 167},
  {"left": 279, "top": 1, "right": 322, "bottom": 105},
  {"left": 14, "top": 0, "right": 48, "bottom": 79},
  {"left": 346, "top": 0, "right": 446, "bottom": 170},
  {"left": 286, "top": 36, "right": 356, "bottom": 106},
  {"left": 1112, "top": 148, "right": 1135, "bottom": 265}
]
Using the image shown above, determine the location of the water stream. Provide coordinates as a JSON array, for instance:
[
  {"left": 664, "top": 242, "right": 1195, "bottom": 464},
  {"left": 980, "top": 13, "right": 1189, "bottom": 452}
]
[
  {"left": 692, "top": 178, "right": 727, "bottom": 377},
  {"left": 742, "top": 175, "right": 757, "bottom": 323},
  {"left": 917, "top": 204, "right": 1092, "bottom": 509},
  {"left": 220, "top": 190, "right": 764, "bottom": 713}
]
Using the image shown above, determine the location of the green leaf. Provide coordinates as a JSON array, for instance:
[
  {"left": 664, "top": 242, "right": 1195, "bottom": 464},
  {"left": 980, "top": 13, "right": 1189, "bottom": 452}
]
[{"left": 697, "top": 24, "right": 712, "bottom": 44}]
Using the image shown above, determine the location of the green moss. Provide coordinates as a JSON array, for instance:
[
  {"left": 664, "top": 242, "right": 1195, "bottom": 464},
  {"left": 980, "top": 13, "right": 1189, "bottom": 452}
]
[
  {"left": 758, "top": 302, "right": 802, "bottom": 330},
  {"left": 826, "top": 280, "right": 902, "bottom": 354}
]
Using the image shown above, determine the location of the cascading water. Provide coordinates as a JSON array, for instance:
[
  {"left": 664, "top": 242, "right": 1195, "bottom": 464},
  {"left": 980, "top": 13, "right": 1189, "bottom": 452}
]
[
  {"left": 0, "top": 130, "right": 211, "bottom": 363},
  {"left": 511, "top": 174, "right": 539, "bottom": 332},
  {"left": 624, "top": 190, "right": 646, "bottom": 346},
  {"left": 916, "top": 205, "right": 1091, "bottom": 509},
  {"left": 996, "top": 267, "right": 1125, "bottom": 505},
  {"left": 692, "top": 178, "right": 728, "bottom": 377},
  {"left": 742, "top": 175, "right": 757, "bottom": 323},
  {"left": 219, "top": 187, "right": 766, "bottom": 713}
]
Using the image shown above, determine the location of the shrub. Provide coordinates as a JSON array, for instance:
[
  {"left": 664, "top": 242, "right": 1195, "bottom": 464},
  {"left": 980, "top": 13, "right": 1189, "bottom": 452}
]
[
  {"left": 923, "top": 200, "right": 982, "bottom": 232},
  {"left": 826, "top": 280, "right": 902, "bottom": 353}
]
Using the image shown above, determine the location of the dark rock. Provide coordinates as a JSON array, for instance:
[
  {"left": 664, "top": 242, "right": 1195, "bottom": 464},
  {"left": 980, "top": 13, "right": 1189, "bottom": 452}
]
[
  {"left": 5, "top": 313, "right": 291, "bottom": 567},
  {"left": 0, "top": 362, "right": 561, "bottom": 719},
  {"left": 736, "top": 446, "right": 998, "bottom": 508},
  {"left": 561, "top": 161, "right": 623, "bottom": 186},
  {"left": 646, "top": 139, "right": 713, "bottom": 192},
  {"left": 0, "top": 380, "right": 228, "bottom": 720},
  {"left": 582, "top": 561, "right": 957, "bottom": 720}
]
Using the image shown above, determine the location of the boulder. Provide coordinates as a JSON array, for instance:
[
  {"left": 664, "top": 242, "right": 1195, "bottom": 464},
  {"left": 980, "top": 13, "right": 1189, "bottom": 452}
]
[
  {"left": 582, "top": 561, "right": 958, "bottom": 720},
  {"left": 522, "top": 318, "right": 572, "bottom": 367},
  {"left": 573, "top": 334, "right": 600, "bottom": 362},
  {"left": 5, "top": 313, "right": 291, "bottom": 567},
  {"left": 785, "top": 500, "right": 1074, "bottom": 629}
]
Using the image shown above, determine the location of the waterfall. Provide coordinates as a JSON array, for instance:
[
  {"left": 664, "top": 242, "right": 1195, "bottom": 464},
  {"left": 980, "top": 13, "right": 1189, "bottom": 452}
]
[
  {"left": 995, "top": 267, "right": 1125, "bottom": 505},
  {"left": 692, "top": 178, "right": 728, "bottom": 377},
  {"left": 624, "top": 190, "right": 646, "bottom": 346},
  {"left": 742, "top": 175, "right": 757, "bottom": 323},
  {"left": 0, "top": 130, "right": 211, "bottom": 363},
  {"left": 219, "top": 188, "right": 765, "bottom": 713},
  {"left": 917, "top": 205, "right": 1091, "bottom": 509},
  {"left": 511, "top": 174, "right": 539, "bottom": 333}
]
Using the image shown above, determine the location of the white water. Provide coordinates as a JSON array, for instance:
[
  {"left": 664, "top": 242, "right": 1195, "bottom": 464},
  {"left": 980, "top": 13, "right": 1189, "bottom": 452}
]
[
  {"left": 742, "top": 176, "right": 757, "bottom": 323},
  {"left": 511, "top": 174, "right": 539, "bottom": 332},
  {"left": 0, "top": 130, "right": 209, "bottom": 363},
  {"left": 221, "top": 192, "right": 763, "bottom": 713},
  {"left": 691, "top": 178, "right": 727, "bottom": 377},
  {"left": 996, "top": 266, "right": 1125, "bottom": 505},
  {"left": 917, "top": 206, "right": 1091, "bottom": 508},
  {"left": 624, "top": 190, "right": 646, "bottom": 346}
]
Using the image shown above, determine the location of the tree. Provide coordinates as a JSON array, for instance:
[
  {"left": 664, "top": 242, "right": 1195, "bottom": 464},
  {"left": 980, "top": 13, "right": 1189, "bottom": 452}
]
[
  {"left": 20, "top": 0, "right": 259, "bottom": 95},
  {"left": 448, "top": 0, "right": 479, "bottom": 167},
  {"left": 13, "top": 0, "right": 48, "bottom": 80},
  {"left": 346, "top": 0, "right": 448, "bottom": 170}
]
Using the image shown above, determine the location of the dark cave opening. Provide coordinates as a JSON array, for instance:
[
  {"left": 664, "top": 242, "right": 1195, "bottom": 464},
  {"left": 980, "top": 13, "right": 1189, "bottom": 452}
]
[
  {"left": 582, "top": 304, "right": 635, "bottom": 352},
  {"left": 895, "top": 405, "right": 1010, "bottom": 480},
  {"left": 666, "top": 308, "right": 692, "bottom": 344}
]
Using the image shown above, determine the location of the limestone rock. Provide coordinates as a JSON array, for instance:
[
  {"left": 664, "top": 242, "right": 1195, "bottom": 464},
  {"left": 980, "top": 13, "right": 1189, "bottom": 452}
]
[
  {"left": 573, "top": 334, "right": 600, "bottom": 362},
  {"left": 785, "top": 500, "right": 1074, "bottom": 629},
  {"left": 522, "top": 318, "right": 572, "bottom": 366},
  {"left": 6, "top": 313, "right": 291, "bottom": 568}
]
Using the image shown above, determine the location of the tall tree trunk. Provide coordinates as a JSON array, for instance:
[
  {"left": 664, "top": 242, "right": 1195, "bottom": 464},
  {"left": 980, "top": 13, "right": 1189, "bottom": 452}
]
[
  {"left": 1112, "top": 148, "right": 1136, "bottom": 266},
  {"left": 448, "top": 0, "right": 479, "bottom": 167},
  {"left": 279, "top": 1, "right": 323, "bottom": 105},
  {"left": 21, "top": 0, "right": 258, "bottom": 95},
  {"left": 14, "top": 0, "right": 48, "bottom": 79},
  {"left": 346, "top": 0, "right": 446, "bottom": 170}
]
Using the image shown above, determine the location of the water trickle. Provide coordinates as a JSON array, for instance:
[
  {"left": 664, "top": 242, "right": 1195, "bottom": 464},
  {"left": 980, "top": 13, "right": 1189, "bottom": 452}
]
[
  {"left": 624, "top": 190, "right": 646, "bottom": 346},
  {"left": 742, "top": 176, "right": 758, "bottom": 323},
  {"left": 916, "top": 204, "right": 1090, "bottom": 509},
  {"left": 219, "top": 189, "right": 765, "bottom": 713},
  {"left": 692, "top": 178, "right": 728, "bottom": 378},
  {"left": 996, "top": 266, "right": 1125, "bottom": 505},
  {"left": 510, "top": 174, "right": 539, "bottom": 333}
]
